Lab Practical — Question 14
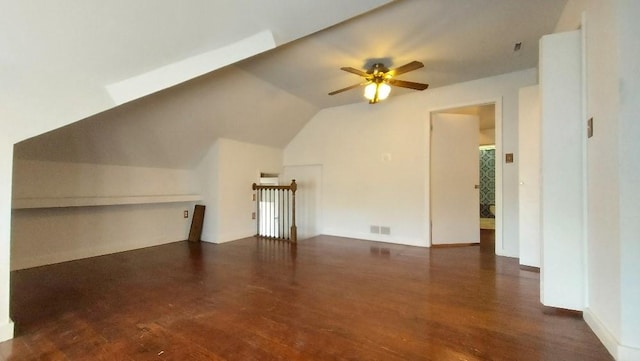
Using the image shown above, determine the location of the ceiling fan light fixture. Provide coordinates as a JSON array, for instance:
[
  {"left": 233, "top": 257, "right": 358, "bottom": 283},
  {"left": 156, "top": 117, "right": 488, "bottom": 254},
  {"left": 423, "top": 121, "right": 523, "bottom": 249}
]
[
  {"left": 378, "top": 83, "right": 391, "bottom": 100},
  {"left": 364, "top": 82, "right": 391, "bottom": 103},
  {"left": 364, "top": 83, "right": 377, "bottom": 100},
  {"left": 330, "top": 60, "right": 427, "bottom": 104}
]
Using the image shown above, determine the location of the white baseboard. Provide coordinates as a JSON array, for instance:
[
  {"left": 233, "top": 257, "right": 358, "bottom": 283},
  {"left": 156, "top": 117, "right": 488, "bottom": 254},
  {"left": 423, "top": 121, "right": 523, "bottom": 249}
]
[
  {"left": 0, "top": 320, "right": 14, "bottom": 342},
  {"left": 584, "top": 308, "right": 618, "bottom": 358},
  {"left": 584, "top": 308, "right": 640, "bottom": 360}
]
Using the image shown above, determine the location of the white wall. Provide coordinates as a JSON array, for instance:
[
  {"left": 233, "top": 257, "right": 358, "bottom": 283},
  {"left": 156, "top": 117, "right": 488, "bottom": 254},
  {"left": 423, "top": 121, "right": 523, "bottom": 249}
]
[
  {"left": 583, "top": 1, "right": 623, "bottom": 357},
  {"left": 518, "top": 85, "right": 541, "bottom": 268},
  {"left": 12, "top": 160, "right": 199, "bottom": 199},
  {"left": 539, "top": 30, "right": 585, "bottom": 310},
  {"left": 282, "top": 165, "right": 323, "bottom": 240},
  {"left": 10, "top": 160, "right": 199, "bottom": 270},
  {"left": 285, "top": 69, "right": 536, "bottom": 255},
  {"left": 553, "top": 1, "right": 640, "bottom": 359},
  {"left": 617, "top": 1, "right": 640, "bottom": 355},
  {"left": 197, "top": 143, "right": 220, "bottom": 242},
  {"left": 592, "top": 1, "right": 640, "bottom": 358},
  {"left": 197, "top": 138, "right": 282, "bottom": 243},
  {"left": 12, "top": 203, "right": 194, "bottom": 270}
]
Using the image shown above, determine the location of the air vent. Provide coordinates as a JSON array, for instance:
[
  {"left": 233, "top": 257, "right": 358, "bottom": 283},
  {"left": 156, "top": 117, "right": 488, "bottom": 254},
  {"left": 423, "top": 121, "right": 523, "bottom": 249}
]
[{"left": 514, "top": 42, "right": 522, "bottom": 52}]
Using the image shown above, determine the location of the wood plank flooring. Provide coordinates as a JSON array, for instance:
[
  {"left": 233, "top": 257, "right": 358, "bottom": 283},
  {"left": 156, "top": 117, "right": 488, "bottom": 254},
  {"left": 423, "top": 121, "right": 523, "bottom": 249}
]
[{"left": 3, "top": 233, "right": 612, "bottom": 360}]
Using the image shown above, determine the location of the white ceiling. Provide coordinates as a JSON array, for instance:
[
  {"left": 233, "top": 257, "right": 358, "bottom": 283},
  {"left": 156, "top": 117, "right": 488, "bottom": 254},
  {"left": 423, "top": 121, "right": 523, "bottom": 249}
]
[
  {"left": 15, "top": 67, "right": 318, "bottom": 168},
  {"left": 1, "top": 0, "right": 390, "bottom": 89},
  {"left": 12, "top": 0, "right": 568, "bottom": 168},
  {"left": 2, "top": 0, "right": 390, "bottom": 141},
  {"left": 238, "top": 0, "right": 566, "bottom": 108}
]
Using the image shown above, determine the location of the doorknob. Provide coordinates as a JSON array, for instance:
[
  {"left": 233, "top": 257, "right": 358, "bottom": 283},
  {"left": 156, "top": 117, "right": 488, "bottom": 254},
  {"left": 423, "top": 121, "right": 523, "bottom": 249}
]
[{"left": 474, "top": 184, "right": 480, "bottom": 189}]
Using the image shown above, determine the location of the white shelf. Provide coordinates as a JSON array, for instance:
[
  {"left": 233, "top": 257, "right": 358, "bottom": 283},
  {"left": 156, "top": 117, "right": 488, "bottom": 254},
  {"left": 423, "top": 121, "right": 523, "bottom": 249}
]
[{"left": 12, "top": 194, "right": 202, "bottom": 210}]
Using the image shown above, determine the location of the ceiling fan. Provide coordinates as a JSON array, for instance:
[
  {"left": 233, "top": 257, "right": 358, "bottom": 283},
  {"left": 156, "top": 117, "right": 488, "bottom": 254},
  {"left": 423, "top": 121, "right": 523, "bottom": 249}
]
[{"left": 328, "top": 61, "right": 429, "bottom": 104}]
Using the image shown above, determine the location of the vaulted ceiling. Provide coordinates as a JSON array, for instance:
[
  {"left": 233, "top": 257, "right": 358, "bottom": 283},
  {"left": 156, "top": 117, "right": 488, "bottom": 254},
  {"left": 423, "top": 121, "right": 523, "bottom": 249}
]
[{"left": 11, "top": 0, "right": 567, "bottom": 168}]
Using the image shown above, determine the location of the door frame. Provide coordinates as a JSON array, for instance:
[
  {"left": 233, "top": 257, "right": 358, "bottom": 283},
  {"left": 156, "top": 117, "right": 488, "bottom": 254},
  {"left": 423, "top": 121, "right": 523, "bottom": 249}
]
[{"left": 426, "top": 97, "right": 503, "bottom": 255}]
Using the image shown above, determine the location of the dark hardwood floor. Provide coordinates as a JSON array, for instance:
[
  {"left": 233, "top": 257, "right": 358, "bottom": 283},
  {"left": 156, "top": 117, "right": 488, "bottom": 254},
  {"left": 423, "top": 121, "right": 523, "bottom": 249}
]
[{"left": 2, "top": 233, "right": 611, "bottom": 360}]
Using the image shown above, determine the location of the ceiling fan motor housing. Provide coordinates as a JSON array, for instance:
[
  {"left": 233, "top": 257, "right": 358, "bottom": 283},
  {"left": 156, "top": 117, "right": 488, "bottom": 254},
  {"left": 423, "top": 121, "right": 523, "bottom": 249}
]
[{"left": 367, "top": 63, "right": 389, "bottom": 75}]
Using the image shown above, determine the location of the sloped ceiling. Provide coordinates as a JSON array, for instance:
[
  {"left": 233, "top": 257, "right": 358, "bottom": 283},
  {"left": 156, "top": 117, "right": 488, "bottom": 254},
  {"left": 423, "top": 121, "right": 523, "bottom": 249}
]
[
  {"left": 3, "top": 0, "right": 391, "bottom": 142},
  {"left": 15, "top": 67, "right": 317, "bottom": 168},
  {"left": 13, "top": 0, "right": 567, "bottom": 168}
]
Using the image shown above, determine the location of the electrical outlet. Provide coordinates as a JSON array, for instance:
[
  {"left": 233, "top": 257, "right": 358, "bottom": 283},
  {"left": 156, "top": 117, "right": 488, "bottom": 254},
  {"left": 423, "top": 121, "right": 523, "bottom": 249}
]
[
  {"left": 370, "top": 225, "right": 380, "bottom": 234},
  {"left": 183, "top": 210, "right": 188, "bottom": 218},
  {"left": 252, "top": 194, "right": 256, "bottom": 201},
  {"left": 252, "top": 212, "right": 256, "bottom": 220},
  {"left": 381, "top": 226, "right": 391, "bottom": 235}
]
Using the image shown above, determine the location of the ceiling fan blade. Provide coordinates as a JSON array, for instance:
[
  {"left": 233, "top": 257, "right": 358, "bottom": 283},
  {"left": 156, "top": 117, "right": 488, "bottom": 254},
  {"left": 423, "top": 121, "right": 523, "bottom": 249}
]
[
  {"left": 390, "top": 61, "right": 424, "bottom": 76},
  {"left": 328, "top": 82, "right": 366, "bottom": 95},
  {"left": 387, "top": 79, "right": 429, "bottom": 90},
  {"left": 340, "top": 67, "right": 369, "bottom": 77}
]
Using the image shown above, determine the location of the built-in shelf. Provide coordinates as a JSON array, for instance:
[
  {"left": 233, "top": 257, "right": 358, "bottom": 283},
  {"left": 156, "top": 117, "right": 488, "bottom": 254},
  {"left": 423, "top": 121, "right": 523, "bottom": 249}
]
[{"left": 12, "top": 194, "right": 202, "bottom": 210}]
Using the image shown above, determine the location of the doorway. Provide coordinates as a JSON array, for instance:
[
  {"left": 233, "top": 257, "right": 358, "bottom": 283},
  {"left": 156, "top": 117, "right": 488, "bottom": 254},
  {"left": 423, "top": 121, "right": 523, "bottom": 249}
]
[
  {"left": 258, "top": 173, "right": 280, "bottom": 238},
  {"left": 429, "top": 101, "right": 500, "bottom": 253}
]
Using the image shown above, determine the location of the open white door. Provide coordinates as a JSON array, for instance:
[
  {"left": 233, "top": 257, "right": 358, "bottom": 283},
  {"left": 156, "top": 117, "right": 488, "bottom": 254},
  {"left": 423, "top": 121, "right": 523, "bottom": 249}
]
[{"left": 431, "top": 113, "right": 480, "bottom": 245}]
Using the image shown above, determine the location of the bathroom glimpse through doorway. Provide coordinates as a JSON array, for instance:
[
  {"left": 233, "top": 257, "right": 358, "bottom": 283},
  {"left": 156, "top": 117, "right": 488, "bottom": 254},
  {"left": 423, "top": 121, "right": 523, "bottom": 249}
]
[{"left": 479, "top": 145, "right": 496, "bottom": 231}]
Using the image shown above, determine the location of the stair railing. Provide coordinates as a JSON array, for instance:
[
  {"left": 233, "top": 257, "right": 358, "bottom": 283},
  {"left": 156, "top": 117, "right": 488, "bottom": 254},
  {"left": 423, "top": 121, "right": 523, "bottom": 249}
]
[{"left": 252, "top": 179, "right": 297, "bottom": 242}]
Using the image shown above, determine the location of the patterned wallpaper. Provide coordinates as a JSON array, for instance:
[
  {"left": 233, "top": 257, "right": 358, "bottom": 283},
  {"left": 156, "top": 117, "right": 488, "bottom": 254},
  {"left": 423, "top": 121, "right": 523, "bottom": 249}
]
[{"left": 479, "top": 148, "right": 495, "bottom": 218}]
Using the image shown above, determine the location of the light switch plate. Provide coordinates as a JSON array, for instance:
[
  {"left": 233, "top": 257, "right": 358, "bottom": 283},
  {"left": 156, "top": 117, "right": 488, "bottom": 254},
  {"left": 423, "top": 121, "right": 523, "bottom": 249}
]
[{"left": 505, "top": 153, "right": 514, "bottom": 163}]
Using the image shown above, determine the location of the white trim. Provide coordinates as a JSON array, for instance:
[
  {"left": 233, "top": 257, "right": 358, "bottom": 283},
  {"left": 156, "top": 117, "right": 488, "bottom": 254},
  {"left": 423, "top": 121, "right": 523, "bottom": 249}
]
[
  {"left": 479, "top": 145, "right": 496, "bottom": 150},
  {"left": 580, "top": 10, "right": 591, "bottom": 314},
  {"left": 494, "top": 98, "right": 504, "bottom": 256},
  {"left": 583, "top": 308, "right": 619, "bottom": 359},
  {"left": 584, "top": 308, "right": 640, "bottom": 360},
  {"left": 0, "top": 320, "right": 14, "bottom": 342}
]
